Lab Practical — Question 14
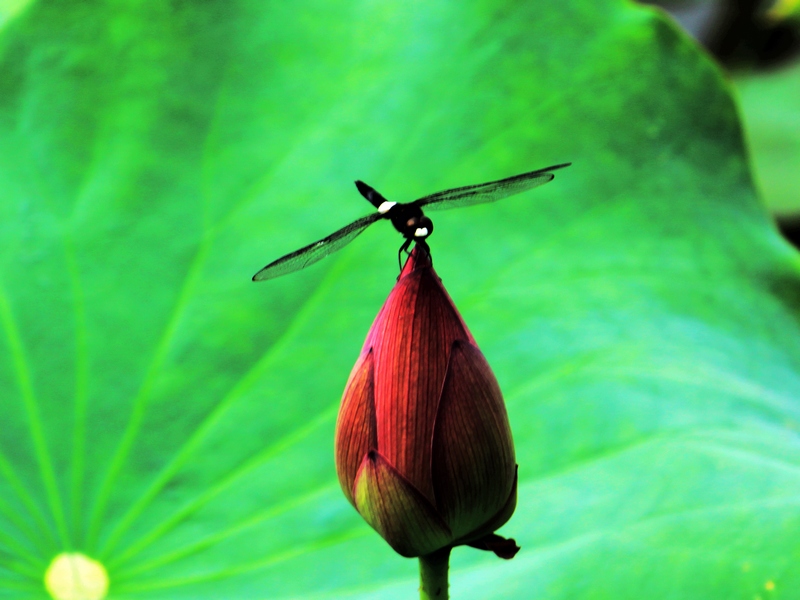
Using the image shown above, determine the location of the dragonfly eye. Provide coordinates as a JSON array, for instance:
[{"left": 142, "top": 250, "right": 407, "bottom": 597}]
[{"left": 414, "top": 216, "right": 433, "bottom": 239}]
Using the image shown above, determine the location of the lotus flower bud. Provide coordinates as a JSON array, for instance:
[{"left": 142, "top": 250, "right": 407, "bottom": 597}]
[{"left": 335, "top": 244, "right": 519, "bottom": 559}]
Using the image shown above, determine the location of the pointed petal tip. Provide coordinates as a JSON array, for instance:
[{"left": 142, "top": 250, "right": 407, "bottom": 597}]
[{"left": 399, "top": 243, "right": 433, "bottom": 278}]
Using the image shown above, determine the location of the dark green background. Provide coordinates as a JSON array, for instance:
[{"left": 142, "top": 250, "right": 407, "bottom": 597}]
[{"left": 1, "top": 1, "right": 799, "bottom": 598}]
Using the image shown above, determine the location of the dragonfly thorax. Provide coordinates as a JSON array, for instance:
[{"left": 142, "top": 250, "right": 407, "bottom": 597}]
[{"left": 386, "top": 203, "right": 434, "bottom": 240}]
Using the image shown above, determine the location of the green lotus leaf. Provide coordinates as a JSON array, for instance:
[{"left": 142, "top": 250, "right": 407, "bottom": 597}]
[{"left": 1, "top": 1, "right": 798, "bottom": 598}]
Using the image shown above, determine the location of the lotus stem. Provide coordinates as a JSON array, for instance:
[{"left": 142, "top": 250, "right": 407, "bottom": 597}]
[{"left": 419, "top": 546, "right": 451, "bottom": 600}]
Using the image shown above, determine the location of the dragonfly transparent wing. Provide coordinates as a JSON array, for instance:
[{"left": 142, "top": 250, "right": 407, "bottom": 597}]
[
  {"left": 252, "top": 213, "right": 381, "bottom": 281},
  {"left": 414, "top": 163, "right": 571, "bottom": 211}
]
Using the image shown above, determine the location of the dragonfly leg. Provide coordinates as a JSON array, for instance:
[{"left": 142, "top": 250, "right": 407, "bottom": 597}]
[{"left": 397, "top": 238, "right": 413, "bottom": 271}]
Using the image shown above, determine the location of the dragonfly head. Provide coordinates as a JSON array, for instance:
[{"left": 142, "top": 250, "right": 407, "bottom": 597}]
[
  {"left": 389, "top": 204, "right": 434, "bottom": 241},
  {"left": 410, "top": 215, "right": 433, "bottom": 239}
]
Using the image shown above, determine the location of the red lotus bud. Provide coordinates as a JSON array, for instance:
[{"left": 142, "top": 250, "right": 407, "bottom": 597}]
[{"left": 335, "top": 244, "right": 519, "bottom": 559}]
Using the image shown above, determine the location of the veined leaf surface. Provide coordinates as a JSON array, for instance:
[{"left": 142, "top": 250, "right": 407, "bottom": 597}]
[{"left": 0, "top": 1, "right": 798, "bottom": 598}]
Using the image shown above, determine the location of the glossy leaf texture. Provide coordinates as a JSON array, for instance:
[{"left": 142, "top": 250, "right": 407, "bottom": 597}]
[{"left": 1, "top": 1, "right": 799, "bottom": 599}]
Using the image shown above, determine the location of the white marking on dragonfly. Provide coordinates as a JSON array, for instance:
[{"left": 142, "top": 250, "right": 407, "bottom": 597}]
[{"left": 377, "top": 201, "right": 396, "bottom": 215}]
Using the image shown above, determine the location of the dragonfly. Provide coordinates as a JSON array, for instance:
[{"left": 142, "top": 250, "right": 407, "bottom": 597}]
[{"left": 252, "top": 162, "right": 571, "bottom": 281}]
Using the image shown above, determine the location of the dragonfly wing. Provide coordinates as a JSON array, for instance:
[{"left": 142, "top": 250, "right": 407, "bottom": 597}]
[
  {"left": 252, "top": 213, "right": 381, "bottom": 281},
  {"left": 414, "top": 162, "right": 571, "bottom": 211}
]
